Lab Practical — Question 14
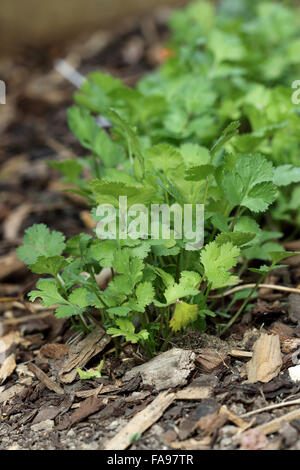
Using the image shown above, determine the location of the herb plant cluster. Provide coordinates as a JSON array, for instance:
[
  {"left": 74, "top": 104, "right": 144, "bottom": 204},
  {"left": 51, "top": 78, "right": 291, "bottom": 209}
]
[{"left": 17, "top": 0, "right": 300, "bottom": 353}]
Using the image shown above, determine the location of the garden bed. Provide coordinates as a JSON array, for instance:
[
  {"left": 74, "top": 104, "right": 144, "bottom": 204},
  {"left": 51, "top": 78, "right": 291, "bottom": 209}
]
[{"left": 2, "top": 0, "right": 300, "bottom": 451}]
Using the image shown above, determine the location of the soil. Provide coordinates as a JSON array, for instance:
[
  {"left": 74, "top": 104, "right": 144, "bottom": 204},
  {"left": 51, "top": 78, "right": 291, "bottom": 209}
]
[{"left": 1, "top": 8, "right": 300, "bottom": 451}]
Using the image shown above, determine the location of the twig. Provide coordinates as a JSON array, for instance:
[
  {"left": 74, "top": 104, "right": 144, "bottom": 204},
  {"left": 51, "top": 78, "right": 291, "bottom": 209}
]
[
  {"left": 104, "top": 390, "right": 175, "bottom": 450},
  {"left": 2, "top": 311, "right": 53, "bottom": 325},
  {"left": 28, "top": 363, "right": 64, "bottom": 395},
  {"left": 0, "top": 297, "right": 18, "bottom": 303},
  {"left": 240, "top": 398, "right": 300, "bottom": 418},
  {"left": 209, "top": 283, "right": 300, "bottom": 299}
]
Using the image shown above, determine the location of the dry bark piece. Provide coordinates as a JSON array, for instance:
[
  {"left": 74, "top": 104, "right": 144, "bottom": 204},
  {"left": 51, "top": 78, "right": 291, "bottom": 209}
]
[
  {"left": 32, "top": 395, "right": 73, "bottom": 425},
  {"left": 176, "top": 385, "right": 212, "bottom": 400},
  {"left": 0, "top": 331, "right": 20, "bottom": 361},
  {"left": 270, "top": 321, "right": 295, "bottom": 338},
  {"left": 40, "top": 343, "right": 70, "bottom": 360},
  {"left": 0, "top": 384, "right": 25, "bottom": 403},
  {"left": 123, "top": 348, "right": 195, "bottom": 391},
  {"left": 28, "top": 362, "right": 64, "bottom": 395},
  {"left": 246, "top": 333, "right": 282, "bottom": 383},
  {"left": 196, "top": 410, "right": 227, "bottom": 436},
  {"left": 269, "top": 322, "right": 300, "bottom": 353},
  {"left": 170, "top": 436, "right": 211, "bottom": 450},
  {"left": 75, "top": 381, "right": 123, "bottom": 398},
  {"left": 105, "top": 391, "right": 175, "bottom": 450},
  {"left": 32, "top": 406, "right": 62, "bottom": 425},
  {"left": 195, "top": 349, "right": 228, "bottom": 373},
  {"left": 0, "top": 353, "right": 16, "bottom": 384},
  {"left": 178, "top": 399, "right": 219, "bottom": 440},
  {"left": 70, "top": 395, "right": 104, "bottom": 427},
  {"left": 59, "top": 326, "right": 111, "bottom": 383},
  {"left": 163, "top": 429, "right": 177, "bottom": 445}
]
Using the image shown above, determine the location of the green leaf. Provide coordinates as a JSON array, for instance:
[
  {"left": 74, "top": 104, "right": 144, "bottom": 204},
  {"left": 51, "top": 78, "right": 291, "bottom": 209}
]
[
  {"left": 152, "top": 267, "right": 174, "bottom": 288},
  {"left": 107, "top": 318, "right": 149, "bottom": 344},
  {"left": 29, "top": 256, "right": 68, "bottom": 276},
  {"left": 68, "top": 288, "right": 90, "bottom": 308},
  {"left": 77, "top": 360, "right": 106, "bottom": 380},
  {"left": 180, "top": 143, "right": 210, "bottom": 168},
  {"left": 184, "top": 164, "right": 214, "bottom": 181},
  {"left": 201, "top": 241, "right": 240, "bottom": 289},
  {"left": 164, "top": 271, "right": 201, "bottom": 305},
  {"left": 273, "top": 165, "right": 300, "bottom": 187},
  {"left": 29, "top": 280, "right": 66, "bottom": 306},
  {"left": 210, "top": 121, "right": 240, "bottom": 156},
  {"left": 17, "top": 224, "right": 66, "bottom": 265},
  {"left": 89, "top": 179, "right": 157, "bottom": 207},
  {"left": 89, "top": 240, "right": 116, "bottom": 268},
  {"left": 242, "top": 182, "right": 277, "bottom": 212},
  {"left": 49, "top": 160, "right": 83, "bottom": 184},
  {"left": 269, "top": 251, "right": 300, "bottom": 265},
  {"left": 107, "top": 306, "right": 132, "bottom": 317},
  {"left": 55, "top": 304, "right": 85, "bottom": 318},
  {"left": 235, "top": 154, "right": 274, "bottom": 189},
  {"left": 215, "top": 232, "right": 256, "bottom": 247},
  {"left": 68, "top": 106, "right": 125, "bottom": 167},
  {"left": 221, "top": 155, "right": 277, "bottom": 212},
  {"left": 146, "top": 144, "right": 183, "bottom": 173},
  {"left": 170, "top": 301, "right": 198, "bottom": 332},
  {"left": 107, "top": 108, "right": 143, "bottom": 163},
  {"left": 136, "top": 282, "right": 155, "bottom": 309},
  {"left": 208, "top": 30, "right": 246, "bottom": 63}
]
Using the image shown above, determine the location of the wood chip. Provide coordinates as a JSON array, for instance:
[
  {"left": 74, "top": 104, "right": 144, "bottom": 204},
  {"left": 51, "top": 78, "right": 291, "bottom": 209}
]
[
  {"left": 196, "top": 409, "right": 227, "bottom": 436},
  {"left": 176, "top": 385, "right": 212, "bottom": 400},
  {"left": 40, "top": 343, "right": 70, "bottom": 360},
  {"left": 104, "top": 391, "right": 175, "bottom": 450},
  {"left": 195, "top": 349, "right": 228, "bottom": 373},
  {"left": 246, "top": 333, "right": 282, "bottom": 383},
  {"left": 219, "top": 406, "right": 252, "bottom": 430},
  {"left": 0, "top": 353, "right": 16, "bottom": 384},
  {"left": 170, "top": 436, "right": 211, "bottom": 450},
  {"left": 70, "top": 395, "right": 104, "bottom": 427},
  {"left": 124, "top": 348, "right": 195, "bottom": 391},
  {"left": 75, "top": 382, "right": 123, "bottom": 398},
  {"left": 0, "top": 384, "right": 25, "bottom": 403},
  {"left": 270, "top": 322, "right": 300, "bottom": 353},
  {"left": 59, "top": 326, "right": 111, "bottom": 383},
  {"left": 230, "top": 350, "right": 253, "bottom": 358},
  {"left": 0, "top": 331, "right": 21, "bottom": 360},
  {"left": 28, "top": 362, "right": 64, "bottom": 395}
]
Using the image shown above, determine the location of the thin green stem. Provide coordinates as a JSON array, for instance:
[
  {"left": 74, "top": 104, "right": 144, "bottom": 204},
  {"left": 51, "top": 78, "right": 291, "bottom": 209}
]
[{"left": 219, "top": 269, "right": 270, "bottom": 336}]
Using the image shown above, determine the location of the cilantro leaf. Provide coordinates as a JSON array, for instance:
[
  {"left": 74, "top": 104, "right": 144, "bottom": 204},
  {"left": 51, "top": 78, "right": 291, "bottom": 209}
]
[
  {"left": 201, "top": 241, "right": 240, "bottom": 289},
  {"left": 170, "top": 301, "right": 198, "bottom": 332},
  {"left": 164, "top": 271, "right": 201, "bottom": 305},
  {"left": 17, "top": 224, "right": 66, "bottom": 265}
]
